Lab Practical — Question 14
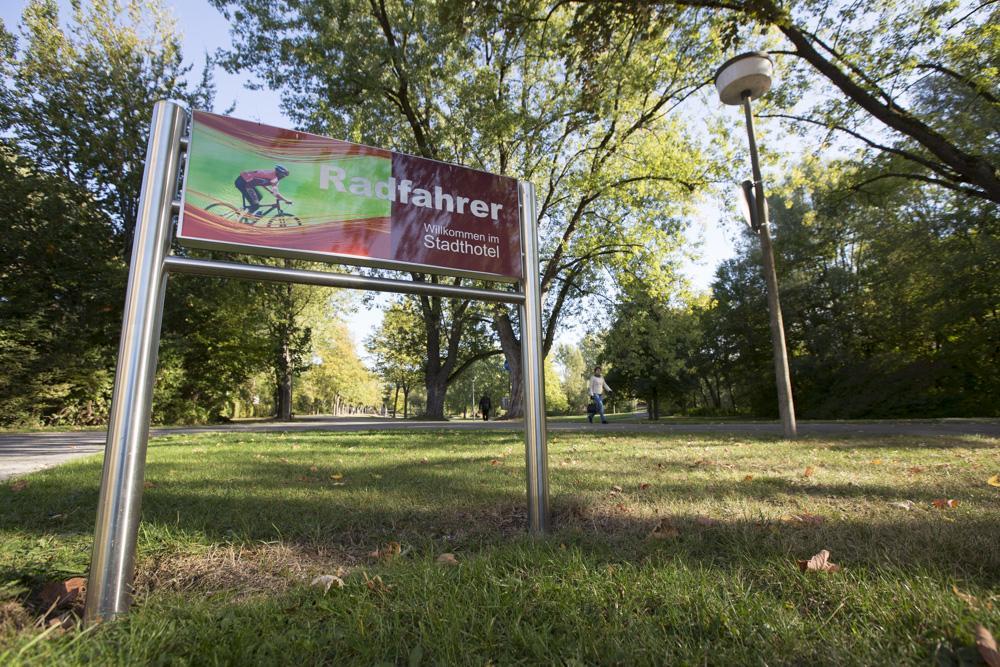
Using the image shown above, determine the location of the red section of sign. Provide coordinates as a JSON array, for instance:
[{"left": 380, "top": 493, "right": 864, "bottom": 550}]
[
  {"left": 390, "top": 154, "right": 521, "bottom": 279},
  {"left": 181, "top": 204, "right": 391, "bottom": 257},
  {"left": 194, "top": 112, "right": 391, "bottom": 159}
]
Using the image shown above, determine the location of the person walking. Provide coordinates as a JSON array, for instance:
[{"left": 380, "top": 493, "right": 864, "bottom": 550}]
[
  {"left": 478, "top": 394, "right": 491, "bottom": 422},
  {"left": 588, "top": 366, "right": 611, "bottom": 424}
]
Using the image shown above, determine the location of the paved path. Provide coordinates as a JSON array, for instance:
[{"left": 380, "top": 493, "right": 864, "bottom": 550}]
[{"left": 2, "top": 416, "right": 997, "bottom": 480}]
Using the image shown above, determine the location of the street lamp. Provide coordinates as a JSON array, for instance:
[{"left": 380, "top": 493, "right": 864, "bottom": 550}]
[{"left": 714, "top": 51, "right": 797, "bottom": 438}]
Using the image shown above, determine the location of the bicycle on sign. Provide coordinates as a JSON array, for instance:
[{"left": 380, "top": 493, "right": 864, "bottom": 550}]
[
  {"left": 205, "top": 165, "right": 303, "bottom": 228},
  {"left": 206, "top": 196, "right": 303, "bottom": 228}
]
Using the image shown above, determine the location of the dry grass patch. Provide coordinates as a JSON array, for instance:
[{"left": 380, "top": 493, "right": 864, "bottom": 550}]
[{"left": 133, "top": 543, "right": 357, "bottom": 601}]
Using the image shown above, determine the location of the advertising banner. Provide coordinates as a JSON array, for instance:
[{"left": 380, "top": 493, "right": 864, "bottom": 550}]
[{"left": 177, "top": 111, "right": 522, "bottom": 280}]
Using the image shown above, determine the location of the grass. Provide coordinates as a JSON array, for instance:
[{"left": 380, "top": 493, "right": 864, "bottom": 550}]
[{"left": 1, "top": 429, "right": 998, "bottom": 665}]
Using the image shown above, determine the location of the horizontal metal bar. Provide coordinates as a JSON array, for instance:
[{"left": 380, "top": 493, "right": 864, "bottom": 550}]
[{"left": 163, "top": 256, "right": 525, "bottom": 304}]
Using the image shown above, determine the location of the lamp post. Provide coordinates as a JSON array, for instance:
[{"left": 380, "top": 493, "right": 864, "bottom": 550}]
[{"left": 715, "top": 52, "right": 797, "bottom": 438}]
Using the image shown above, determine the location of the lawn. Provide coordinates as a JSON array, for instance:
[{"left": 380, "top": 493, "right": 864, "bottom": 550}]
[{"left": 1, "top": 430, "right": 998, "bottom": 665}]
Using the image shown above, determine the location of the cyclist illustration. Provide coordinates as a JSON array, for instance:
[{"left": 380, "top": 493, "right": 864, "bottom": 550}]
[
  {"left": 235, "top": 164, "right": 291, "bottom": 214},
  {"left": 206, "top": 164, "right": 302, "bottom": 227}
]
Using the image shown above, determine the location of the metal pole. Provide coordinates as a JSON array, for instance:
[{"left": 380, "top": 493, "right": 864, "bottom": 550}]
[
  {"left": 85, "top": 101, "right": 187, "bottom": 624},
  {"left": 518, "top": 181, "right": 549, "bottom": 532},
  {"left": 742, "top": 94, "right": 797, "bottom": 439},
  {"left": 164, "top": 257, "right": 525, "bottom": 304}
]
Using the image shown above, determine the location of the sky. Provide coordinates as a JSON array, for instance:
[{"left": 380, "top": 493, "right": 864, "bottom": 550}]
[{"left": 2, "top": 0, "right": 743, "bottom": 358}]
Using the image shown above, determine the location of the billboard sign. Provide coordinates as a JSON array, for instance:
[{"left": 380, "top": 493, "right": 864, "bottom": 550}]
[{"left": 177, "top": 111, "right": 522, "bottom": 280}]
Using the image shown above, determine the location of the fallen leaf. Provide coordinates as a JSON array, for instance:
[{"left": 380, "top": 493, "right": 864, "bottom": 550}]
[
  {"left": 39, "top": 577, "right": 87, "bottom": 610},
  {"left": 10, "top": 480, "right": 28, "bottom": 492},
  {"left": 639, "top": 483, "right": 651, "bottom": 490},
  {"left": 977, "top": 625, "right": 1000, "bottom": 667},
  {"left": 953, "top": 585, "right": 980, "bottom": 610},
  {"left": 420, "top": 458, "right": 429, "bottom": 464},
  {"left": 143, "top": 481, "right": 156, "bottom": 489},
  {"left": 784, "top": 512, "right": 825, "bottom": 526},
  {"left": 870, "top": 459, "right": 883, "bottom": 465},
  {"left": 490, "top": 459, "right": 501, "bottom": 466},
  {"left": 369, "top": 541, "right": 401, "bottom": 560},
  {"left": 908, "top": 466, "right": 925, "bottom": 475},
  {"left": 797, "top": 550, "right": 840, "bottom": 573},
  {"left": 803, "top": 466, "right": 815, "bottom": 477},
  {"left": 364, "top": 574, "right": 390, "bottom": 594},
  {"left": 932, "top": 498, "right": 959, "bottom": 508},
  {"left": 611, "top": 485, "right": 623, "bottom": 493},
  {"left": 436, "top": 553, "right": 459, "bottom": 566},
  {"left": 310, "top": 574, "right": 344, "bottom": 593},
  {"left": 891, "top": 500, "right": 916, "bottom": 511},
  {"left": 309, "top": 466, "right": 319, "bottom": 473},
  {"left": 649, "top": 518, "right": 679, "bottom": 540},
  {"left": 988, "top": 475, "right": 1000, "bottom": 488},
  {"left": 615, "top": 503, "right": 629, "bottom": 513},
  {"left": 743, "top": 474, "right": 754, "bottom": 482},
  {"left": 330, "top": 473, "right": 343, "bottom": 480}
]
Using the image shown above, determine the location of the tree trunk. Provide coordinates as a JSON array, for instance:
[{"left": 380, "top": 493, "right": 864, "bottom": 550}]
[
  {"left": 392, "top": 384, "right": 399, "bottom": 417},
  {"left": 276, "top": 370, "right": 292, "bottom": 421},
  {"left": 425, "top": 378, "right": 447, "bottom": 420},
  {"left": 402, "top": 386, "right": 410, "bottom": 419},
  {"left": 494, "top": 310, "right": 524, "bottom": 418}
]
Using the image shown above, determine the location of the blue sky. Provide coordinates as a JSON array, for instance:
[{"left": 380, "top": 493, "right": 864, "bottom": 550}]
[{"left": 3, "top": 0, "right": 742, "bottom": 356}]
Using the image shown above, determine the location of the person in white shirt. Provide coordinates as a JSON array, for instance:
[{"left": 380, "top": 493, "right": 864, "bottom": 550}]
[{"left": 588, "top": 366, "right": 611, "bottom": 424}]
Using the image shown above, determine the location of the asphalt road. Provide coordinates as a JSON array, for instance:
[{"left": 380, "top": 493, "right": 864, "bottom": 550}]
[{"left": 2, "top": 415, "right": 998, "bottom": 481}]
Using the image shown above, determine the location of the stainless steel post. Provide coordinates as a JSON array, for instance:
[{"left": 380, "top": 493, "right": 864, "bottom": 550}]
[
  {"left": 518, "top": 181, "right": 550, "bottom": 532},
  {"left": 84, "top": 101, "right": 187, "bottom": 623},
  {"left": 742, "top": 94, "right": 797, "bottom": 439}
]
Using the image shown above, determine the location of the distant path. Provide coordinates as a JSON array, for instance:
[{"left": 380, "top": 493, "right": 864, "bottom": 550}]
[{"left": 2, "top": 415, "right": 997, "bottom": 480}]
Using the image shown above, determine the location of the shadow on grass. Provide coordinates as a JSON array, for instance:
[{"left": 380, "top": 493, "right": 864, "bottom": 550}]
[{"left": 2, "top": 429, "right": 998, "bottom": 599}]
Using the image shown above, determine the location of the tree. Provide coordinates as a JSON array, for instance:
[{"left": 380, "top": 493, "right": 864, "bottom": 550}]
[
  {"left": 445, "top": 355, "right": 509, "bottom": 418},
  {"left": 366, "top": 300, "right": 425, "bottom": 419},
  {"left": 588, "top": 0, "right": 1000, "bottom": 203},
  {"left": 0, "top": 0, "right": 248, "bottom": 425},
  {"left": 555, "top": 343, "right": 589, "bottom": 412},
  {"left": 0, "top": 144, "right": 121, "bottom": 424},
  {"left": 296, "top": 309, "right": 381, "bottom": 415},
  {"left": 544, "top": 355, "right": 570, "bottom": 414},
  {"left": 0, "top": 0, "right": 215, "bottom": 255},
  {"left": 210, "top": 0, "right": 718, "bottom": 418}
]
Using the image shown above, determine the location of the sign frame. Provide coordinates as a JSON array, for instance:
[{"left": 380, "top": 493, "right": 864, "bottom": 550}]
[
  {"left": 175, "top": 111, "right": 524, "bottom": 283},
  {"left": 83, "top": 102, "right": 550, "bottom": 624}
]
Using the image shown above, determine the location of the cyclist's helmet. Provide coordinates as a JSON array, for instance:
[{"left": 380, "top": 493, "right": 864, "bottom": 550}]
[{"left": 275, "top": 165, "right": 290, "bottom": 178}]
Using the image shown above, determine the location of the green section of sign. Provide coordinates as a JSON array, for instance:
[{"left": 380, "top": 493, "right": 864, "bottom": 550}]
[{"left": 184, "top": 122, "right": 391, "bottom": 223}]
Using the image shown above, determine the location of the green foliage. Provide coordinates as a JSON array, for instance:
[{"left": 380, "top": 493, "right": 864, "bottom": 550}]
[
  {"left": 0, "top": 145, "right": 121, "bottom": 425},
  {"left": 445, "top": 355, "right": 509, "bottom": 418},
  {"left": 698, "top": 144, "right": 998, "bottom": 418},
  {"left": 543, "top": 355, "right": 570, "bottom": 414},
  {"left": 366, "top": 300, "right": 426, "bottom": 418},
  {"left": 210, "top": 0, "right": 721, "bottom": 416},
  {"left": 296, "top": 312, "right": 381, "bottom": 414},
  {"left": 555, "top": 344, "right": 589, "bottom": 412},
  {"left": 0, "top": 0, "right": 276, "bottom": 425}
]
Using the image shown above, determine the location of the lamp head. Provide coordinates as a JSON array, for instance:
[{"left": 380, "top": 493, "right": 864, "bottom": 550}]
[{"left": 714, "top": 52, "right": 774, "bottom": 105}]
